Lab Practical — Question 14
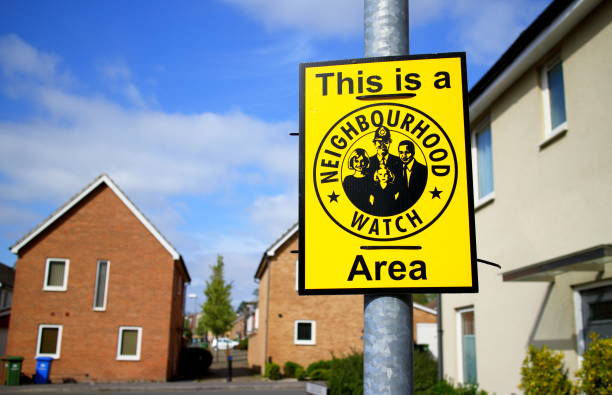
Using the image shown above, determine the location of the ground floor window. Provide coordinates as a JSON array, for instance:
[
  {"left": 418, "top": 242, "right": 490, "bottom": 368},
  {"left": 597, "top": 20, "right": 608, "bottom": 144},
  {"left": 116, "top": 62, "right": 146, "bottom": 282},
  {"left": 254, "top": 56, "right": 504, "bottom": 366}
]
[
  {"left": 294, "top": 320, "right": 316, "bottom": 345},
  {"left": 36, "top": 324, "right": 62, "bottom": 359},
  {"left": 575, "top": 282, "right": 612, "bottom": 354},
  {"left": 117, "top": 326, "right": 142, "bottom": 361},
  {"left": 456, "top": 307, "right": 477, "bottom": 384}
]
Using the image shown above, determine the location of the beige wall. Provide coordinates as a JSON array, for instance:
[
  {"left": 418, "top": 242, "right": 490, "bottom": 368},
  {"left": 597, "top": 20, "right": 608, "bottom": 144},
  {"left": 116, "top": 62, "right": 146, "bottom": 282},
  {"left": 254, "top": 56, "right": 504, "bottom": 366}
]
[{"left": 442, "top": 3, "right": 612, "bottom": 394}]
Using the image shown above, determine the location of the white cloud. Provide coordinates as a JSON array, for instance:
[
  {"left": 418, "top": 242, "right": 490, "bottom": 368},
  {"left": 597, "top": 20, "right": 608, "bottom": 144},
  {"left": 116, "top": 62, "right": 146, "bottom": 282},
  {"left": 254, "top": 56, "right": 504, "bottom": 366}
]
[
  {"left": 249, "top": 193, "right": 297, "bottom": 236},
  {"left": 98, "top": 61, "right": 153, "bottom": 109},
  {"left": 0, "top": 34, "right": 61, "bottom": 80},
  {"left": 222, "top": 0, "right": 362, "bottom": 37},
  {"left": 0, "top": 35, "right": 297, "bottom": 205}
]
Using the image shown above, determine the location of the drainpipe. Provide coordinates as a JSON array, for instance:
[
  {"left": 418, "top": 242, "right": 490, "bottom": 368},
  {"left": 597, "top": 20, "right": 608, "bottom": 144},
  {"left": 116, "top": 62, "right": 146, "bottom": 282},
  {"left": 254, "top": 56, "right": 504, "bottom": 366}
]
[{"left": 437, "top": 293, "right": 444, "bottom": 381}]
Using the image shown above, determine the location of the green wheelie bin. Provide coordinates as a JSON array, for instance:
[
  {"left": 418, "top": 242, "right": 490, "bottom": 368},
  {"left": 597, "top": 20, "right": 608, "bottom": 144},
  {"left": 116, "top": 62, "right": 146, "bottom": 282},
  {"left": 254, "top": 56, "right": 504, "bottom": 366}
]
[{"left": 4, "top": 356, "right": 24, "bottom": 386}]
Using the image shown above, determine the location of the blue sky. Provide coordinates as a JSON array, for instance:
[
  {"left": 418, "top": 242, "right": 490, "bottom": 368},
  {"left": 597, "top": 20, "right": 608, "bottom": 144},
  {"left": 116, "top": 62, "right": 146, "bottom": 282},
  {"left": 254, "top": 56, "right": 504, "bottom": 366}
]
[{"left": 0, "top": 0, "right": 551, "bottom": 310}]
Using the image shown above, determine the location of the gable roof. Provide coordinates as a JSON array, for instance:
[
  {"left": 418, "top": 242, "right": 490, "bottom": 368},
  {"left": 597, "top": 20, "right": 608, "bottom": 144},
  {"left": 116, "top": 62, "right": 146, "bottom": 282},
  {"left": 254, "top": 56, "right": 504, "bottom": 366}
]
[
  {"left": 255, "top": 222, "right": 298, "bottom": 279},
  {"left": 10, "top": 174, "right": 183, "bottom": 264},
  {"left": 413, "top": 302, "right": 437, "bottom": 315},
  {"left": 469, "top": 0, "right": 601, "bottom": 120}
]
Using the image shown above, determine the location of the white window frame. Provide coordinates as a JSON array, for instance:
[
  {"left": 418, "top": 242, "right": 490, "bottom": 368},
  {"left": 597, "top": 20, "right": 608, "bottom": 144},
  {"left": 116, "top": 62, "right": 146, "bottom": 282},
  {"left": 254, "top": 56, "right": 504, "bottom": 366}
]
[
  {"left": 36, "top": 324, "right": 63, "bottom": 359},
  {"left": 43, "top": 258, "right": 70, "bottom": 291},
  {"left": 471, "top": 122, "right": 495, "bottom": 207},
  {"left": 93, "top": 260, "right": 110, "bottom": 311},
  {"left": 541, "top": 57, "right": 568, "bottom": 141},
  {"left": 456, "top": 306, "right": 475, "bottom": 384},
  {"left": 294, "top": 320, "right": 316, "bottom": 345},
  {"left": 116, "top": 326, "right": 143, "bottom": 361},
  {"left": 573, "top": 279, "right": 612, "bottom": 359}
]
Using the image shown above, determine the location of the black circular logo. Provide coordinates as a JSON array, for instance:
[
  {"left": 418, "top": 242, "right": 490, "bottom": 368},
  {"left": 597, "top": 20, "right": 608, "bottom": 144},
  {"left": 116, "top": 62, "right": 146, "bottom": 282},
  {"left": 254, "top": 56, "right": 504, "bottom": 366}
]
[{"left": 313, "top": 103, "right": 458, "bottom": 241}]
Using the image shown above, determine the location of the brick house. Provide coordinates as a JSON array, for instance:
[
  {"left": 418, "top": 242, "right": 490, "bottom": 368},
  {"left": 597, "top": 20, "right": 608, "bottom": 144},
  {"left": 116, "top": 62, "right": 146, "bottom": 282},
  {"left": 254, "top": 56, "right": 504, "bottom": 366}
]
[
  {"left": 247, "top": 224, "right": 437, "bottom": 372},
  {"left": 6, "top": 174, "right": 190, "bottom": 382}
]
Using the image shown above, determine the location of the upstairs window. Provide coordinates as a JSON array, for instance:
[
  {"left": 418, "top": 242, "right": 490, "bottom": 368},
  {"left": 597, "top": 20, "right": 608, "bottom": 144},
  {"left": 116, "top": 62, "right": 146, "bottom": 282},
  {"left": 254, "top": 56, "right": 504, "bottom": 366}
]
[
  {"left": 542, "top": 59, "right": 568, "bottom": 138},
  {"left": 93, "top": 260, "right": 110, "bottom": 311},
  {"left": 43, "top": 258, "right": 69, "bottom": 291},
  {"left": 0, "top": 288, "right": 12, "bottom": 309},
  {"left": 471, "top": 124, "right": 494, "bottom": 202}
]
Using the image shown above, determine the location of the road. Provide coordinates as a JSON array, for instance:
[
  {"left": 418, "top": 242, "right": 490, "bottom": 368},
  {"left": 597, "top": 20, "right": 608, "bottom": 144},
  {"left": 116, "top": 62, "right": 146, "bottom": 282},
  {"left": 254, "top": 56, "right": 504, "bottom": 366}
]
[{"left": 1, "top": 391, "right": 305, "bottom": 395}]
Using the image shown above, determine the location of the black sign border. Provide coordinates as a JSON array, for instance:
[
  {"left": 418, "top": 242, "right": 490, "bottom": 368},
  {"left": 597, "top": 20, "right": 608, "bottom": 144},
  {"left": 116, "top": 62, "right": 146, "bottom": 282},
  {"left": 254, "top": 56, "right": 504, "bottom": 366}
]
[{"left": 299, "top": 53, "right": 478, "bottom": 295}]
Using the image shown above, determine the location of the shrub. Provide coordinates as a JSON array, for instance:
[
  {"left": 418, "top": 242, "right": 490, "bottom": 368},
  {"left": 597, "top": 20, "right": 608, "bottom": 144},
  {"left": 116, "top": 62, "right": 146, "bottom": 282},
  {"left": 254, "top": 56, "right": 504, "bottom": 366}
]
[
  {"left": 430, "top": 380, "right": 488, "bottom": 395},
  {"left": 306, "top": 360, "right": 332, "bottom": 377},
  {"left": 519, "top": 345, "right": 574, "bottom": 395},
  {"left": 576, "top": 334, "right": 612, "bottom": 395},
  {"left": 328, "top": 352, "right": 363, "bottom": 395},
  {"left": 264, "top": 362, "right": 282, "bottom": 380},
  {"left": 310, "top": 368, "right": 331, "bottom": 381},
  {"left": 295, "top": 366, "right": 307, "bottom": 381},
  {"left": 283, "top": 361, "right": 303, "bottom": 378},
  {"left": 414, "top": 348, "right": 438, "bottom": 395}
]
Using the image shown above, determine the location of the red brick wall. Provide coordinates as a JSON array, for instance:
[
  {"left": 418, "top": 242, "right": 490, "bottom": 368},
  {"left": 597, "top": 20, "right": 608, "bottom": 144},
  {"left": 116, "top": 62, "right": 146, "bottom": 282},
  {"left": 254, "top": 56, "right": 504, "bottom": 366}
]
[
  {"left": 7, "top": 184, "right": 179, "bottom": 382},
  {"left": 252, "top": 235, "right": 363, "bottom": 372},
  {"left": 167, "top": 261, "right": 188, "bottom": 379},
  {"left": 250, "top": 232, "right": 438, "bottom": 373}
]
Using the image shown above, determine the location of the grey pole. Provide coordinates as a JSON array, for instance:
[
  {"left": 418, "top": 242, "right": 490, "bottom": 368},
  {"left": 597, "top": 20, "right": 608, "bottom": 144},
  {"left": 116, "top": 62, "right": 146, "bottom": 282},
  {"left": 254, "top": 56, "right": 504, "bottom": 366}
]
[
  {"left": 363, "top": 1, "right": 412, "bottom": 395},
  {"left": 365, "top": 0, "right": 409, "bottom": 57}
]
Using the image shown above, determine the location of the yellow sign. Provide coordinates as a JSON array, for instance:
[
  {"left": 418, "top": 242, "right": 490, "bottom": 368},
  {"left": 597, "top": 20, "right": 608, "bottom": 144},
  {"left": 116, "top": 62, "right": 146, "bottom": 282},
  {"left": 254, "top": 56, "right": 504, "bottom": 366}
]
[{"left": 299, "top": 54, "right": 477, "bottom": 294}]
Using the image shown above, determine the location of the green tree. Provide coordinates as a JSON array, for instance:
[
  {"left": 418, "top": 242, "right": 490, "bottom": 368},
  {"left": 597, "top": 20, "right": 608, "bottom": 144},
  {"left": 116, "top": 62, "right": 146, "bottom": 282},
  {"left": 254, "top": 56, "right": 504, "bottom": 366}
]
[
  {"left": 412, "top": 293, "right": 435, "bottom": 305},
  {"left": 183, "top": 317, "right": 193, "bottom": 342},
  {"left": 195, "top": 315, "right": 207, "bottom": 339},
  {"left": 201, "top": 255, "right": 235, "bottom": 341}
]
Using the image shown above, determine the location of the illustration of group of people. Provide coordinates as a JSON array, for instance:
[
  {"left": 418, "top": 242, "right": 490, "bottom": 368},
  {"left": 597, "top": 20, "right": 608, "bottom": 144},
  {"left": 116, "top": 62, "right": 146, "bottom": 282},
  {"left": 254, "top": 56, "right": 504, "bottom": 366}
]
[{"left": 342, "top": 126, "right": 427, "bottom": 216}]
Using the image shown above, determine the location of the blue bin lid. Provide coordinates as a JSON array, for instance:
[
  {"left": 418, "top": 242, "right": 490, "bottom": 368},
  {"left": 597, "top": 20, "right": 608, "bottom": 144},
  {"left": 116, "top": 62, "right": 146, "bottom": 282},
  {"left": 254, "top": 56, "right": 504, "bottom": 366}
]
[{"left": 36, "top": 357, "right": 53, "bottom": 361}]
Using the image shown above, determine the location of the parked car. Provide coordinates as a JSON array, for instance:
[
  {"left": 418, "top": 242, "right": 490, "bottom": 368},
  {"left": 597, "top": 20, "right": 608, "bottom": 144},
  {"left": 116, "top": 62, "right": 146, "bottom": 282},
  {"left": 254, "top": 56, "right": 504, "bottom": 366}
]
[{"left": 211, "top": 337, "right": 239, "bottom": 350}]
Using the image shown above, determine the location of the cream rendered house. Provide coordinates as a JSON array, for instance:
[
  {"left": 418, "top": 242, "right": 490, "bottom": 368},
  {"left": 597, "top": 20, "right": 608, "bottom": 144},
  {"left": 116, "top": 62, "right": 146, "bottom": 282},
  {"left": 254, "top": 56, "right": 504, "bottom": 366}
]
[{"left": 441, "top": 0, "right": 612, "bottom": 393}]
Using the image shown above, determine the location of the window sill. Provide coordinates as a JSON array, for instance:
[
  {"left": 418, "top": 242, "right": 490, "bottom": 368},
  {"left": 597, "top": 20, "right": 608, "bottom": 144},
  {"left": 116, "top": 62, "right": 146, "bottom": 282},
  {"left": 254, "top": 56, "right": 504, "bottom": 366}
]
[
  {"left": 42, "top": 288, "right": 67, "bottom": 292},
  {"left": 294, "top": 342, "right": 316, "bottom": 346},
  {"left": 475, "top": 193, "right": 495, "bottom": 211},
  {"left": 540, "top": 124, "right": 567, "bottom": 150},
  {"left": 36, "top": 354, "right": 59, "bottom": 359},
  {"left": 117, "top": 356, "right": 140, "bottom": 361}
]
